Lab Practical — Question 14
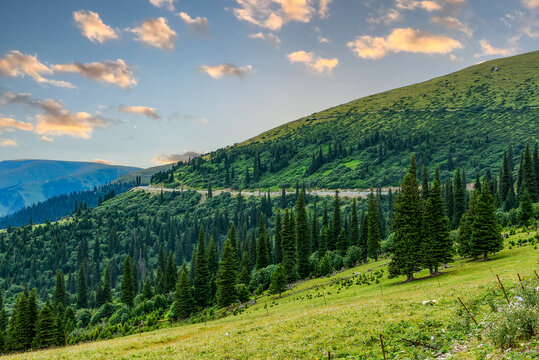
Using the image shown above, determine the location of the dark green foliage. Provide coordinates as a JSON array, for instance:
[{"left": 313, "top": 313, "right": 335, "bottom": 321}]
[
  {"left": 142, "top": 276, "right": 153, "bottom": 301},
  {"left": 0, "top": 290, "right": 7, "bottom": 333},
  {"left": 9, "top": 292, "right": 32, "bottom": 351},
  {"left": 281, "top": 209, "right": 296, "bottom": 282},
  {"left": 274, "top": 211, "right": 283, "bottom": 264},
  {"left": 172, "top": 266, "right": 195, "bottom": 319},
  {"left": 269, "top": 264, "right": 287, "bottom": 296},
  {"left": 102, "top": 264, "right": 112, "bottom": 304},
  {"left": 458, "top": 187, "right": 479, "bottom": 258},
  {"left": 53, "top": 269, "right": 68, "bottom": 308},
  {"left": 366, "top": 194, "right": 381, "bottom": 261},
  {"left": 389, "top": 155, "right": 422, "bottom": 281},
  {"left": 359, "top": 213, "right": 368, "bottom": 262},
  {"left": 453, "top": 169, "right": 466, "bottom": 228},
  {"left": 336, "top": 228, "right": 348, "bottom": 255},
  {"left": 519, "top": 143, "right": 538, "bottom": 201},
  {"left": 216, "top": 236, "right": 238, "bottom": 307},
  {"left": 165, "top": 251, "right": 178, "bottom": 293},
  {"left": 349, "top": 199, "right": 359, "bottom": 247},
  {"left": 32, "top": 301, "right": 57, "bottom": 349},
  {"left": 330, "top": 191, "right": 341, "bottom": 251},
  {"left": 76, "top": 263, "right": 87, "bottom": 309},
  {"left": 255, "top": 214, "right": 270, "bottom": 270},
  {"left": 121, "top": 256, "right": 135, "bottom": 307},
  {"left": 471, "top": 181, "right": 503, "bottom": 261},
  {"left": 295, "top": 191, "right": 310, "bottom": 278},
  {"left": 194, "top": 225, "right": 210, "bottom": 307},
  {"left": 518, "top": 189, "right": 534, "bottom": 226}
]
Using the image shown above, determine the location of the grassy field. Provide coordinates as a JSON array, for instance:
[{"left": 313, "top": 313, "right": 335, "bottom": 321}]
[{"left": 5, "top": 230, "right": 538, "bottom": 359}]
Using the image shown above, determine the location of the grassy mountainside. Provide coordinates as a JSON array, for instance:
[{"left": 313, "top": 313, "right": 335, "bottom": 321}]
[
  {"left": 0, "top": 160, "right": 139, "bottom": 216},
  {"left": 8, "top": 230, "right": 537, "bottom": 360},
  {"left": 155, "top": 51, "right": 538, "bottom": 190}
]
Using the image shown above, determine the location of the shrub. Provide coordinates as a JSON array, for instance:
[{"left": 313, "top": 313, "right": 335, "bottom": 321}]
[
  {"left": 76, "top": 308, "right": 92, "bottom": 328},
  {"left": 344, "top": 246, "right": 362, "bottom": 268}
]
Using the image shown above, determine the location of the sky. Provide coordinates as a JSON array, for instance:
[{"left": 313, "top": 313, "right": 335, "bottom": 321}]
[{"left": 0, "top": 0, "right": 537, "bottom": 168}]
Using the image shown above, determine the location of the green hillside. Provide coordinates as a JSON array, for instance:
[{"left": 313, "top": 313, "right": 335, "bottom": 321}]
[{"left": 153, "top": 51, "right": 538, "bottom": 190}]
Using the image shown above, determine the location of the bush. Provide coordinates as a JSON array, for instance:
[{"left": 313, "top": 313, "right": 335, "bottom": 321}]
[
  {"left": 108, "top": 306, "right": 130, "bottom": 326},
  {"left": 344, "top": 246, "right": 362, "bottom": 267},
  {"left": 236, "top": 284, "right": 250, "bottom": 303},
  {"left": 249, "top": 264, "right": 278, "bottom": 291},
  {"left": 76, "top": 308, "right": 92, "bottom": 328},
  {"left": 90, "top": 302, "right": 120, "bottom": 325},
  {"left": 318, "top": 253, "right": 332, "bottom": 277}
]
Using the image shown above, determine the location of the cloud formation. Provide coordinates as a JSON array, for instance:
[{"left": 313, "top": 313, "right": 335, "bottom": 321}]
[
  {"left": 40, "top": 135, "right": 53, "bottom": 142},
  {"left": 129, "top": 18, "right": 176, "bottom": 50},
  {"left": 521, "top": 0, "right": 539, "bottom": 9},
  {"left": 0, "top": 50, "right": 74, "bottom": 88},
  {"left": 474, "top": 39, "right": 517, "bottom": 58},
  {"left": 232, "top": 0, "right": 332, "bottom": 31},
  {"left": 73, "top": 10, "right": 119, "bottom": 43},
  {"left": 153, "top": 151, "right": 202, "bottom": 165},
  {"left": 287, "top": 51, "right": 338, "bottom": 74},
  {"left": 248, "top": 32, "right": 281, "bottom": 48},
  {"left": 396, "top": 0, "right": 442, "bottom": 12},
  {"left": 367, "top": 9, "right": 402, "bottom": 25},
  {"left": 347, "top": 28, "right": 462, "bottom": 59},
  {"left": 53, "top": 59, "right": 137, "bottom": 89},
  {"left": 430, "top": 16, "right": 473, "bottom": 37},
  {"left": 198, "top": 64, "right": 252, "bottom": 79},
  {"left": 0, "top": 116, "right": 34, "bottom": 133},
  {"left": 119, "top": 106, "right": 160, "bottom": 120},
  {"left": 178, "top": 12, "right": 209, "bottom": 35},
  {"left": 0, "top": 138, "right": 17, "bottom": 147},
  {"left": 318, "top": 36, "right": 330, "bottom": 44},
  {"left": 1, "top": 92, "right": 108, "bottom": 139},
  {"left": 93, "top": 159, "right": 113, "bottom": 165},
  {"left": 149, "top": 0, "right": 176, "bottom": 11}
]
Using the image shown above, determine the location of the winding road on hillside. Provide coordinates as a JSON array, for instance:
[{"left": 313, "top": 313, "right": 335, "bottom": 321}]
[{"left": 135, "top": 186, "right": 392, "bottom": 198}]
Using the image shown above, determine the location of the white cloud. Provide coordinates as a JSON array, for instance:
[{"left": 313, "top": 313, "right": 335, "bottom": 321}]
[
  {"left": 318, "top": 36, "right": 330, "bottom": 43},
  {"left": 367, "top": 9, "right": 402, "bottom": 25},
  {"left": 521, "top": 0, "right": 539, "bottom": 9},
  {"left": 0, "top": 116, "right": 34, "bottom": 133},
  {"left": 149, "top": 0, "right": 176, "bottom": 11},
  {"left": 232, "top": 0, "right": 332, "bottom": 31},
  {"left": 40, "top": 135, "right": 53, "bottom": 142},
  {"left": 248, "top": 32, "right": 281, "bottom": 48},
  {"left": 0, "top": 138, "right": 17, "bottom": 147},
  {"left": 474, "top": 39, "right": 517, "bottom": 58},
  {"left": 396, "top": 0, "right": 442, "bottom": 11},
  {"left": 53, "top": 59, "right": 137, "bottom": 90},
  {"left": 129, "top": 18, "right": 176, "bottom": 50},
  {"left": 153, "top": 151, "right": 202, "bottom": 165},
  {"left": 93, "top": 159, "right": 113, "bottom": 165},
  {"left": 119, "top": 106, "right": 160, "bottom": 120},
  {"left": 430, "top": 16, "right": 473, "bottom": 37},
  {"left": 0, "top": 50, "right": 74, "bottom": 88},
  {"left": 198, "top": 64, "right": 252, "bottom": 79},
  {"left": 347, "top": 28, "right": 462, "bottom": 59},
  {"left": 73, "top": 10, "right": 119, "bottom": 43},
  {"left": 287, "top": 51, "right": 338, "bottom": 74},
  {"left": 177, "top": 12, "right": 209, "bottom": 35}
]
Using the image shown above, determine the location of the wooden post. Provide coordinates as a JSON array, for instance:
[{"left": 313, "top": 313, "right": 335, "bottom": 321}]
[
  {"left": 496, "top": 275, "right": 510, "bottom": 304},
  {"left": 457, "top": 297, "right": 477, "bottom": 325},
  {"left": 379, "top": 334, "right": 387, "bottom": 360},
  {"left": 517, "top": 273, "right": 524, "bottom": 290},
  {"left": 328, "top": 351, "right": 331, "bottom": 360},
  {"left": 534, "top": 270, "right": 539, "bottom": 280}
]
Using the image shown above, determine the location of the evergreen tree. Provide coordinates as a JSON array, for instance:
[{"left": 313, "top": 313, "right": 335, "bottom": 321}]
[
  {"left": 458, "top": 185, "right": 480, "bottom": 258},
  {"left": 269, "top": 264, "right": 288, "bottom": 296},
  {"left": 445, "top": 180, "right": 455, "bottom": 227},
  {"left": 311, "top": 204, "right": 319, "bottom": 253},
  {"left": 207, "top": 181, "right": 213, "bottom": 199},
  {"left": 165, "top": 251, "right": 178, "bottom": 293},
  {"left": 76, "top": 263, "right": 87, "bottom": 309},
  {"left": 10, "top": 292, "right": 32, "bottom": 351},
  {"left": 142, "top": 276, "right": 153, "bottom": 300},
  {"left": 520, "top": 143, "right": 538, "bottom": 201},
  {"left": 330, "top": 190, "right": 341, "bottom": 250},
  {"left": 274, "top": 211, "right": 283, "bottom": 264},
  {"left": 318, "top": 226, "right": 329, "bottom": 258},
  {"left": 295, "top": 191, "right": 310, "bottom": 278},
  {"left": 336, "top": 228, "right": 348, "bottom": 255},
  {"left": 282, "top": 209, "right": 296, "bottom": 282},
  {"left": 216, "top": 237, "right": 238, "bottom": 307},
  {"left": 534, "top": 142, "right": 539, "bottom": 196},
  {"left": 367, "top": 193, "right": 381, "bottom": 261},
  {"left": 389, "top": 155, "right": 423, "bottom": 281},
  {"left": 27, "top": 289, "right": 38, "bottom": 340},
  {"left": 102, "top": 264, "right": 112, "bottom": 304},
  {"left": 421, "top": 166, "right": 429, "bottom": 200},
  {"left": 32, "top": 301, "right": 56, "bottom": 349},
  {"left": 0, "top": 290, "right": 7, "bottom": 332},
  {"left": 194, "top": 225, "right": 210, "bottom": 307},
  {"left": 421, "top": 166, "right": 451, "bottom": 275},
  {"left": 255, "top": 214, "right": 270, "bottom": 269},
  {"left": 121, "top": 256, "right": 135, "bottom": 307},
  {"left": 239, "top": 252, "right": 251, "bottom": 285},
  {"left": 172, "top": 265, "right": 195, "bottom": 319},
  {"left": 470, "top": 181, "right": 503, "bottom": 261},
  {"left": 349, "top": 199, "right": 359, "bottom": 247},
  {"left": 499, "top": 151, "right": 513, "bottom": 202},
  {"left": 519, "top": 189, "right": 534, "bottom": 227},
  {"left": 453, "top": 169, "right": 466, "bottom": 227},
  {"left": 53, "top": 269, "right": 67, "bottom": 308},
  {"left": 359, "top": 213, "right": 369, "bottom": 262}
]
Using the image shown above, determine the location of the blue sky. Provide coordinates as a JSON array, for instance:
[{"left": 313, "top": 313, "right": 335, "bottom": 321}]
[{"left": 0, "top": 0, "right": 537, "bottom": 168}]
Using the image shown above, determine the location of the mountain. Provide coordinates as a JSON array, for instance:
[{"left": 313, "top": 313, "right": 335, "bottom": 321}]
[
  {"left": 113, "top": 163, "right": 175, "bottom": 185},
  {"left": 0, "top": 159, "right": 139, "bottom": 216},
  {"left": 153, "top": 51, "right": 538, "bottom": 190}
]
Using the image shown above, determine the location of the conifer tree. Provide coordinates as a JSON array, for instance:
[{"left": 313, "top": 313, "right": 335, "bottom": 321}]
[
  {"left": 53, "top": 270, "right": 67, "bottom": 308},
  {"left": 295, "top": 191, "right": 310, "bottom": 278},
  {"left": 274, "top": 211, "right": 283, "bottom": 264},
  {"left": 389, "top": 155, "right": 423, "bottom": 281},
  {"left": 0, "top": 290, "right": 7, "bottom": 332},
  {"left": 121, "top": 256, "right": 135, "bottom": 307},
  {"left": 318, "top": 226, "right": 329, "bottom": 258},
  {"left": 457, "top": 185, "right": 480, "bottom": 258},
  {"left": 281, "top": 209, "right": 296, "bottom": 282},
  {"left": 421, "top": 166, "right": 429, "bottom": 200},
  {"left": 421, "top": 166, "right": 451, "bottom": 274},
  {"left": 207, "top": 236, "right": 219, "bottom": 276},
  {"left": 534, "top": 142, "right": 539, "bottom": 196},
  {"left": 519, "top": 189, "right": 534, "bottom": 227},
  {"left": 207, "top": 181, "right": 212, "bottom": 199},
  {"left": 172, "top": 265, "right": 195, "bottom": 319},
  {"left": 194, "top": 225, "right": 210, "bottom": 307},
  {"left": 10, "top": 292, "right": 32, "bottom": 351},
  {"left": 102, "top": 264, "right": 112, "bottom": 304},
  {"left": 330, "top": 191, "right": 341, "bottom": 251},
  {"left": 359, "top": 213, "right": 369, "bottom": 262},
  {"left": 216, "top": 237, "right": 238, "bottom": 307},
  {"left": 367, "top": 193, "right": 381, "bottom": 261},
  {"left": 32, "top": 300, "right": 56, "bottom": 349},
  {"left": 470, "top": 181, "right": 503, "bottom": 261},
  {"left": 336, "top": 228, "right": 348, "bottom": 255},
  {"left": 520, "top": 143, "right": 538, "bottom": 201},
  {"left": 453, "top": 168, "right": 466, "bottom": 227},
  {"left": 499, "top": 151, "right": 513, "bottom": 203},
  {"left": 349, "top": 199, "right": 359, "bottom": 247},
  {"left": 239, "top": 252, "right": 251, "bottom": 285},
  {"left": 311, "top": 204, "right": 319, "bottom": 253},
  {"left": 76, "top": 263, "right": 88, "bottom": 309},
  {"left": 445, "top": 180, "right": 454, "bottom": 227},
  {"left": 255, "top": 214, "right": 270, "bottom": 269},
  {"left": 142, "top": 276, "right": 153, "bottom": 300},
  {"left": 164, "top": 251, "right": 178, "bottom": 293},
  {"left": 269, "top": 264, "right": 288, "bottom": 296},
  {"left": 27, "top": 289, "right": 38, "bottom": 340}
]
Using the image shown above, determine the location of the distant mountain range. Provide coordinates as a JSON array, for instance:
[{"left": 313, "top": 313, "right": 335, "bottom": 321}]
[{"left": 0, "top": 160, "right": 140, "bottom": 216}]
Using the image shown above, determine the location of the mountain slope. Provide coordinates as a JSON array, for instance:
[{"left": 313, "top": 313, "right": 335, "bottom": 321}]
[
  {"left": 0, "top": 160, "right": 139, "bottom": 216},
  {"left": 155, "top": 51, "right": 538, "bottom": 190}
]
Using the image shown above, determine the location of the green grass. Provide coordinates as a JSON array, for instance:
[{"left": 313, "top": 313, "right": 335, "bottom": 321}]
[{"left": 7, "top": 230, "right": 538, "bottom": 359}]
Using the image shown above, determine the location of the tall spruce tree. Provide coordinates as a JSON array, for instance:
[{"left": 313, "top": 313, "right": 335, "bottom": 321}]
[
  {"left": 389, "top": 155, "right": 423, "bottom": 281},
  {"left": 194, "top": 225, "right": 210, "bottom": 307},
  {"left": 519, "top": 189, "right": 534, "bottom": 226},
  {"left": 520, "top": 143, "right": 538, "bottom": 201},
  {"left": 281, "top": 209, "right": 296, "bottom": 281},
  {"left": 470, "top": 180, "right": 503, "bottom": 261},
  {"left": 296, "top": 191, "right": 310, "bottom": 278},
  {"left": 359, "top": 212, "right": 369, "bottom": 262},
  {"left": 102, "top": 264, "right": 112, "bottom": 304},
  {"left": 172, "top": 265, "right": 195, "bottom": 319},
  {"left": 76, "top": 263, "right": 87, "bottom": 309},
  {"left": 32, "top": 300, "right": 56, "bottom": 349},
  {"left": 165, "top": 251, "right": 178, "bottom": 293},
  {"left": 121, "top": 256, "right": 135, "bottom": 307},
  {"left": 255, "top": 214, "right": 270, "bottom": 269},
  {"left": 330, "top": 191, "right": 341, "bottom": 251},
  {"left": 457, "top": 185, "right": 480, "bottom": 258},
  {"left": 367, "top": 193, "right": 381, "bottom": 261},
  {"left": 349, "top": 199, "right": 359, "bottom": 247},
  {"left": 421, "top": 166, "right": 429, "bottom": 200},
  {"left": 311, "top": 204, "right": 319, "bottom": 253},
  {"left": 216, "top": 237, "right": 238, "bottom": 307},
  {"left": 318, "top": 226, "right": 329, "bottom": 258},
  {"left": 142, "top": 276, "right": 153, "bottom": 300},
  {"left": 421, "top": 166, "right": 451, "bottom": 274},
  {"left": 53, "top": 269, "right": 67, "bottom": 308},
  {"left": 453, "top": 168, "right": 466, "bottom": 228},
  {"left": 269, "top": 264, "right": 288, "bottom": 296},
  {"left": 274, "top": 211, "right": 283, "bottom": 264}
]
